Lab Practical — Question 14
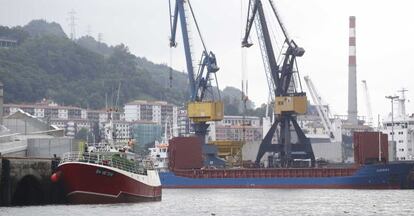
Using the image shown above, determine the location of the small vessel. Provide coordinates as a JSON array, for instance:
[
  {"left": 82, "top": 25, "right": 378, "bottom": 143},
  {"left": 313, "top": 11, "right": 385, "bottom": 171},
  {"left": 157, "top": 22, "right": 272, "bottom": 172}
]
[
  {"left": 51, "top": 111, "right": 161, "bottom": 204},
  {"left": 149, "top": 141, "right": 169, "bottom": 172},
  {"left": 148, "top": 118, "right": 173, "bottom": 172},
  {"left": 54, "top": 151, "right": 161, "bottom": 204}
]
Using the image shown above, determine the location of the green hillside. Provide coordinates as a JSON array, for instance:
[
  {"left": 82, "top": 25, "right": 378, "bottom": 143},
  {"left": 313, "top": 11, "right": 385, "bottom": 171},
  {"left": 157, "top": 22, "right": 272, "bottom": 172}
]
[{"left": 0, "top": 20, "right": 256, "bottom": 115}]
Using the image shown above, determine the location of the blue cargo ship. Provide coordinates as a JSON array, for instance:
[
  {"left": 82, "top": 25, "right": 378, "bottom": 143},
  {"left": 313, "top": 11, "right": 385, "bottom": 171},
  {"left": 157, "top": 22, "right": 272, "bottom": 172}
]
[
  {"left": 160, "top": 162, "right": 414, "bottom": 189},
  {"left": 157, "top": 135, "right": 414, "bottom": 189}
]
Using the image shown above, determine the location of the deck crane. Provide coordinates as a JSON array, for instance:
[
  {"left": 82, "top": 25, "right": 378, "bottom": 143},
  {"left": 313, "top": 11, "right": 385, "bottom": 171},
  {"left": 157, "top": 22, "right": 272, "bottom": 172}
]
[
  {"left": 361, "top": 80, "right": 373, "bottom": 127},
  {"left": 304, "top": 76, "right": 336, "bottom": 141},
  {"left": 242, "top": 0, "right": 315, "bottom": 167},
  {"left": 169, "top": 0, "right": 224, "bottom": 145}
]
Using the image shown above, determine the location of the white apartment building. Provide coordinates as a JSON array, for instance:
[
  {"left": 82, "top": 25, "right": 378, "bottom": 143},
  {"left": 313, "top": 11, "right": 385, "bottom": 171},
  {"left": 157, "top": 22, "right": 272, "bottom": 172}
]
[
  {"left": 112, "top": 120, "right": 131, "bottom": 142},
  {"left": 208, "top": 115, "right": 262, "bottom": 142},
  {"left": 4, "top": 101, "right": 84, "bottom": 120},
  {"left": 124, "top": 100, "right": 178, "bottom": 137}
]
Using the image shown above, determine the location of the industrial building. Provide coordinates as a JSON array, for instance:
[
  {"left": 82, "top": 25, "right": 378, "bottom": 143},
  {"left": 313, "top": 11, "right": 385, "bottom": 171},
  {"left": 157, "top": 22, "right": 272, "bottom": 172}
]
[
  {"left": 0, "top": 109, "right": 76, "bottom": 157},
  {"left": 2, "top": 100, "right": 124, "bottom": 138}
]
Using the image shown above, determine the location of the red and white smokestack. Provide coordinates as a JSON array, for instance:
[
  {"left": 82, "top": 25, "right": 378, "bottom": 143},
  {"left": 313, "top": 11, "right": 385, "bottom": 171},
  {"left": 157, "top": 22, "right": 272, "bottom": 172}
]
[
  {"left": 347, "top": 16, "right": 358, "bottom": 125},
  {"left": 349, "top": 16, "right": 356, "bottom": 67}
]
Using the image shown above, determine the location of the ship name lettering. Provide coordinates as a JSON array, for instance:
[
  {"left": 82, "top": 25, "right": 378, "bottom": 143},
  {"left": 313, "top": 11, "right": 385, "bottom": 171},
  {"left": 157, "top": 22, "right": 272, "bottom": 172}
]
[
  {"left": 96, "top": 168, "right": 114, "bottom": 177},
  {"left": 376, "top": 168, "right": 390, "bottom": 172}
]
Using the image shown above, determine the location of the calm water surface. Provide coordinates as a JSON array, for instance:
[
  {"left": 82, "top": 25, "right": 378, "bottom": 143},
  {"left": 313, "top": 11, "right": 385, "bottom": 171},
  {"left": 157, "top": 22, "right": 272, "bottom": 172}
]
[{"left": 1, "top": 189, "right": 414, "bottom": 216}]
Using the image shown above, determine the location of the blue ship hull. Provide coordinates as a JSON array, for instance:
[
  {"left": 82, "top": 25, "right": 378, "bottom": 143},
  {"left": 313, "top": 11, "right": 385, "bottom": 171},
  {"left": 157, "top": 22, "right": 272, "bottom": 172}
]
[{"left": 160, "top": 163, "right": 414, "bottom": 189}]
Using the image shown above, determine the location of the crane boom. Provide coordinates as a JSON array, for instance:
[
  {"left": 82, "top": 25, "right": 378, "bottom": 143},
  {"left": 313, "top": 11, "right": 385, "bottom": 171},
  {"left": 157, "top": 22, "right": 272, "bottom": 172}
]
[
  {"left": 242, "top": 0, "right": 314, "bottom": 167},
  {"left": 169, "top": 0, "right": 223, "bottom": 144},
  {"left": 304, "top": 76, "right": 336, "bottom": 140},
  {"left": 361, "top": 80, "right": 373, "bottom": 127}
]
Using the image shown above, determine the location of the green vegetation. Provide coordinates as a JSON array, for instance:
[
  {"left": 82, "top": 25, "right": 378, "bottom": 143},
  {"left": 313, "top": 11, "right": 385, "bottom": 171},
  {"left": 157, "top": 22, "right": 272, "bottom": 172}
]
[{"left": 0, "top": 20, "right": 262, "bottom": 116}]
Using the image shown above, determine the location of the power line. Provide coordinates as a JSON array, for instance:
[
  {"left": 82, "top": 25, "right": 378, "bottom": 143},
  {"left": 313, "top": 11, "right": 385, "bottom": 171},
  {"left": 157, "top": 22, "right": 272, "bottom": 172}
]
[
  {"left": 86, "top": 25, "right": 92, "bottom": 36},
  {"left": 68, "top": 10, "right": 77, "bottom": 40},
  {"left": 98, "top": 33, "right": 103, "bottom": 43}
]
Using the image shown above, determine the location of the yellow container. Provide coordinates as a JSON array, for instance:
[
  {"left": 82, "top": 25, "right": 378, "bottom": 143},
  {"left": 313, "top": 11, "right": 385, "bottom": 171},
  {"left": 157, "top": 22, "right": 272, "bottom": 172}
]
[
  {"left": 274, "top": 96, "right": 307, "bottom": 114},
  {"left": 187, "top": 101, "right": 224, "bottom": 122}
]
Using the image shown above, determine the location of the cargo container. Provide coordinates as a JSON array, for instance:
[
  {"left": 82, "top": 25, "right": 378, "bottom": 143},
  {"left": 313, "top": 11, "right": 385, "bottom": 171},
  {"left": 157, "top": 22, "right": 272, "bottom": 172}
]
[
  {"left": 168, "top": 137, "right": 203, "bottom": 170},
  {"left": 353, "top": 132, "right": 389, "bottom": 164}
]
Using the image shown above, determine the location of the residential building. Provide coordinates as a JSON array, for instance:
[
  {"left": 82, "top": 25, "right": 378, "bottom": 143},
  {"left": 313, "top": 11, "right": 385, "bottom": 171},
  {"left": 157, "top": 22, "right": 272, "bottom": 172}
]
[
  {"left": 177, "top": 108, "right": 192, "bottom": 136},
  {"left": 124, "top": 100, "right": 178, "bottom": 137},
  {"left": 4, "top": 101, "right": 84, "bottom": 120},
  {"left": 209, "top": 115, "right": 262, "bottom": 142},
  {"left": 130, "top": 121, "right": 162, "bottom": 149}
]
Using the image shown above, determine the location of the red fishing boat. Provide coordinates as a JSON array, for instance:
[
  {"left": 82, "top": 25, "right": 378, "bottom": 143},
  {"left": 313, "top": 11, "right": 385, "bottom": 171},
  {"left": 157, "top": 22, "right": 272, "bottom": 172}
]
[{"left": 52, "top": 151, "right": 161, "bottom": 204}]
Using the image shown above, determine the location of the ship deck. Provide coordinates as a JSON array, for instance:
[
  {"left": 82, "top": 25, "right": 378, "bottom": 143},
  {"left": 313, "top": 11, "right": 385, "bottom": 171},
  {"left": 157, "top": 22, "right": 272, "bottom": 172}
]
[{"left": 173, "top": 166, "right": 360, "bottom": 179}]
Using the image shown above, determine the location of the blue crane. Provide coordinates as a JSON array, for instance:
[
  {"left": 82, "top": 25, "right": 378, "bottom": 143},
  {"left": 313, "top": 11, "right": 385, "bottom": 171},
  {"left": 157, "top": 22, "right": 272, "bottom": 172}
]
[
  {"left": 242, "top": 0, "right": 315, "bottom": 167},
  {"left": 169, "top": 0, "right": 224, "bottom": 145}
]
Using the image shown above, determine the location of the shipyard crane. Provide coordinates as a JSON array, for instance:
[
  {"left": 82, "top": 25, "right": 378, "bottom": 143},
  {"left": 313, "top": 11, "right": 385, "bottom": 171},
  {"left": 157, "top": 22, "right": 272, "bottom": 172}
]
[
  {"left": 361, "top": 80, "right": 373, "bottom": 127},
  {"left": 304, "top": 76, "right": 336, "bottom": 141},
  {"left": 242, "top": 0, "right": 315, "bottom": 166},
  {"left": 168, "top": 0, "right": 223, "bottom": 145}
]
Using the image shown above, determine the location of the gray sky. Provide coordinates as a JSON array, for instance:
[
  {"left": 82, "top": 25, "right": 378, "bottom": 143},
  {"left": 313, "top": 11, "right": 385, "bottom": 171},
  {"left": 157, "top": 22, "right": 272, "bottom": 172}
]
[{"left": 1, "top": 0, "right": 413, "bottom": 122}]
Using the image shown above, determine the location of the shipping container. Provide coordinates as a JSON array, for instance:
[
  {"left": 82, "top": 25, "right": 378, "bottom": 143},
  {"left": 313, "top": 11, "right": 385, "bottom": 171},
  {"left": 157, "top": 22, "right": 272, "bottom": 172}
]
[
  {"left": 168, "top": 137, "right": 203, "bottom": 170},
  {"left": 353, "top": 132, "right": 388, "bottom": 164}
]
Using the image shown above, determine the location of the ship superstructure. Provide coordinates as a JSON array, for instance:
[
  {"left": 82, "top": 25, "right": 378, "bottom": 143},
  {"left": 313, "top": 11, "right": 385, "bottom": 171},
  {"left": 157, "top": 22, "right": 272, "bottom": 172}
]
[{"left": 382, "top": 89, "right": 414, "bottom": 161}]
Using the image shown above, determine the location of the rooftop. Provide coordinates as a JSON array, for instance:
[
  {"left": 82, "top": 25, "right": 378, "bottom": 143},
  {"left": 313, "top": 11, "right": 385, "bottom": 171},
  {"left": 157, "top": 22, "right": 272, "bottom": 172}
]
[
  {"left": 5, "top": 103, "right": 82, "bottom": 110},
  {"left": 125, "top": 100, "right": 170, "bottom": 106}
]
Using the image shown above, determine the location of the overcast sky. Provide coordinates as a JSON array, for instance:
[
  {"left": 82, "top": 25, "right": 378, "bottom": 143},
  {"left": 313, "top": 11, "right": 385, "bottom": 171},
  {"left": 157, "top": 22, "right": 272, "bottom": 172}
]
[{"left": 1, "top": 0, "right": 413, "bottom": 122}]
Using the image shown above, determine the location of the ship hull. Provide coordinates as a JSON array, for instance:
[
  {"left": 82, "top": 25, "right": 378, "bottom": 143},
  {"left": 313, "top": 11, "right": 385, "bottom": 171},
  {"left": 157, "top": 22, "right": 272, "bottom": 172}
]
[
  {"left": 160, "top": 163, "right": 414, "bottom": 189},
  {"left": 57, "top": 162, "right": 161, "bottom": 204}
]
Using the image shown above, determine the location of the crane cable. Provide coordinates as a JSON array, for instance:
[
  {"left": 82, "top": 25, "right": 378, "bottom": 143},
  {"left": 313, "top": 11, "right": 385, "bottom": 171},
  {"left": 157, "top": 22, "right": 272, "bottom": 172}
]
[{"left": 168, "top": 0, "right": 174, "bottom": 88}]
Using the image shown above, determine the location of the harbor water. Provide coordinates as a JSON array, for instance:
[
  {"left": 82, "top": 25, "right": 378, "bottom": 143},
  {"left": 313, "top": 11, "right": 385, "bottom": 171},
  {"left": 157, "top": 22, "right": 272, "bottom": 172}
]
[{"left": 1, "top": 189, "right": 414, "bottom": 216}]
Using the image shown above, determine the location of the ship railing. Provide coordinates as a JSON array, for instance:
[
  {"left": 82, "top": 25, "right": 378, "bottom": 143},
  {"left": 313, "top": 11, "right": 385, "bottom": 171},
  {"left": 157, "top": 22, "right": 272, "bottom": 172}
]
[{"left": 60, "top": 151, "right": 148, "bottom": 175}]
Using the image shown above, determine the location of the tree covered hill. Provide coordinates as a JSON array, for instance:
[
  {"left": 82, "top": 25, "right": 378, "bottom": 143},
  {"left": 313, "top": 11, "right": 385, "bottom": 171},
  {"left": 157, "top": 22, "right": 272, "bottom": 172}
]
[{"left": 0, "top": 20, "right": 257, "bottom": 115}]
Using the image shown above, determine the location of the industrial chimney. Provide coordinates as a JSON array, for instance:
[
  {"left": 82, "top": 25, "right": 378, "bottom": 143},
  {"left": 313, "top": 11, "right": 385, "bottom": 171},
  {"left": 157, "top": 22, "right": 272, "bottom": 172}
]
[{"left": 347, "top": 16, "right": 358, "bottom": 125}]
